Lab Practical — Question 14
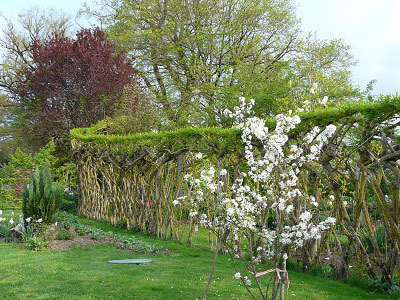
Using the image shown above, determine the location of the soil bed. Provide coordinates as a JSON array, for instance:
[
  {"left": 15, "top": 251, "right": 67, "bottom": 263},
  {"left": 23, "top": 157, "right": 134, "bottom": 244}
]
[{"left": 48, "top": 235, "right": 110, "bottom": 251}]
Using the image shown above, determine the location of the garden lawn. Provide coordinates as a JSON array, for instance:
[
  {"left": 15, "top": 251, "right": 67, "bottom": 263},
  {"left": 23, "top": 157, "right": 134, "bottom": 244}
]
[{"left": 0, "top": 216, "right": 393, "bottom": 300}]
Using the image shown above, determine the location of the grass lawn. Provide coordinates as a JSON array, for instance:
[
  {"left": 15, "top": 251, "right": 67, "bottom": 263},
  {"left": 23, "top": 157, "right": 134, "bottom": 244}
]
[{"left": 0, "top": 215, "right": 394, "bottom": 300}]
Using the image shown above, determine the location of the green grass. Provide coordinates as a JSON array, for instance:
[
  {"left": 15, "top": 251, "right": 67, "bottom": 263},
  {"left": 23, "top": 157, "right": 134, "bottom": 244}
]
[{"left": 0, "top": 215, "right": 395, "bottom": 300}]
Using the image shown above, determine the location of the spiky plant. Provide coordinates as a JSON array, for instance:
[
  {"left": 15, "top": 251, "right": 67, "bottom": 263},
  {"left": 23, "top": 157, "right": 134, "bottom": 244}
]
[{"left": 22, "top": 163, "right": 63, "bottom": 223}]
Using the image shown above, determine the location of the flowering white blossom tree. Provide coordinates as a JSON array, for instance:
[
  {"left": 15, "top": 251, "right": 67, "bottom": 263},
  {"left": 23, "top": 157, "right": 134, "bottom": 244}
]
[{"left": 181, "top": 97, "right": 337, "bottom": 299}]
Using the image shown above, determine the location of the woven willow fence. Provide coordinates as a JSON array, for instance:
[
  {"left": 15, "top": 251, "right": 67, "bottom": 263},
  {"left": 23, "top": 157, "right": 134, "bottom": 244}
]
[
  {"left": 71, "top": 96, "right": 400, "bottom": 276},
  {"left": 71, "top": 125, "right": 242, "bottom": 243}
]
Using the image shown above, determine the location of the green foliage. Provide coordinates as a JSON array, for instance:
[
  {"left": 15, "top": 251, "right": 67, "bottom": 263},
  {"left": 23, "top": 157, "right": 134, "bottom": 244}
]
[
  {"left": 339, "top": 270, "right": 400, "bottom": 296},
  {"left": 0, "top": 141, "right": 57, "bottom": 209},
  {"left": 52, "top": 160, "right": 77, "bottom": 188},
  {"left": 216, "top": 36, "right": 360, "bottom": 121},
  {"left": 359, "top": 225, "right": 388, "bottom": 254},
  {"left": 72, "top": 120, "right": 243, "bottom": 154},
  {"left": 25, "top": 236, "right": 48, "bottom": 251},
  {"left": 0, "top": 139, "right": 77, "bottom": 210},
  {"left": 0, "top": 212, "right": 17, "bottom": 242},
  {"left": 54, "top": 227, "right": 74, "bottom": 240},
  {"left": 110, "top": 86, "right": 162, "bottom": 135},
  {"left": 0, "top": 215, "right": 394, "bottom": 299},
  {"left": 0, "top": 94, "right": 23, "bottom": 164},
  {"left": 0, "top": 210, "right": 36, "bottom": 242},
  {"left": 288, "top": 35, "right": 359, "bottom": 107},
  {"left": 82, "top": 0, "right": 359, "bottom": 125},
  {"left": 60, "top": 190, "right": 79, "bottom": 213},
  {"left": 57, "top": 213, "right": 162, "bottom": 253},
  {"left": 71, "top": 96, "right": 400, "bottom": 154},
  {"left": 367, "top": 280, "right": 398, "bottom": 295},
  {"left": 22, "top": 163, "right": 64, "bottom": 223},
  {"left": 286, "top": 258, "right": 332, "bottom": 279},
  {"left": 19, "top": 221, "right": 35, "bottom": 242}
]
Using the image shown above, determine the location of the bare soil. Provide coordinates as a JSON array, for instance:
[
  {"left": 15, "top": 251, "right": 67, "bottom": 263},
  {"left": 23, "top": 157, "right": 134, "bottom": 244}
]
[{"left": 48, "top": 235, "right": 110, "bottom": 251}]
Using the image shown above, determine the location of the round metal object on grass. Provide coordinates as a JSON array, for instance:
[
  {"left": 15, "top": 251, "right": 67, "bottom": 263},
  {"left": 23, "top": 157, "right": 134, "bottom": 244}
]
[{"left": 108, "top": 259, "right": 153, "bottom": 264}]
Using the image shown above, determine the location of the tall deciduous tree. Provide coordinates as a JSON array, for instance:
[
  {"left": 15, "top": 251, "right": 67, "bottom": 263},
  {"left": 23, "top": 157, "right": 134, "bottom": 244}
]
[
  {"left": 0, "top": 9, "right": 74, "bottom": 157},
  {"left": 0, "top": 9, "right": 73, "bottom": 94},
  {"left": 83, "top": 0, "right": 300, "bottom": 125},
  {"left": 82, "top": 0, "right": 359, "bottom": 126},
  {"left": 0, "top": 94, "right": 23, "bottom": 164},
  {"left": 13, "top": 27, "right": 137, "bottom": 153}
]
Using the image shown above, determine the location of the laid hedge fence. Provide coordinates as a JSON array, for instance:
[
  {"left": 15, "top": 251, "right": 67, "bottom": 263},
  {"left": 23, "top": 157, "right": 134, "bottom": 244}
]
[
  {"left": 70, "top": 96, "right": 400, "bottom": 244},
  {"left": 71, "top": 96, "right": 400, "bottom": 149}
]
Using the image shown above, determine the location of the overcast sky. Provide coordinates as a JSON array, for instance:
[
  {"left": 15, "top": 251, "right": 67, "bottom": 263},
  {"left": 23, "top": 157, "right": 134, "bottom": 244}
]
[
  {"left": 0, "top": 0, "right": 399, "bottom": 96},
  {"left": 296, "top": 0, "right": 400, "bottom": 95}
]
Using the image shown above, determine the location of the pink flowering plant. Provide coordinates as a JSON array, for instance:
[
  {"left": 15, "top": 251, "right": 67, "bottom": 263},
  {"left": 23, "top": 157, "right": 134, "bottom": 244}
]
[{"left": 181, "top": 97, "right": 337, "bottom": 299}]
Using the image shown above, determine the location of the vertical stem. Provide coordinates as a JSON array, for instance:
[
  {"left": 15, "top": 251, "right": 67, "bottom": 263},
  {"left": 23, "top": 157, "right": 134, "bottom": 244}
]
[
  {"left": 280, "top": 258, "right": 287, "bottom": 300},
  {"left": 203, "top": 237, "right": 219, "bottom": 300}
]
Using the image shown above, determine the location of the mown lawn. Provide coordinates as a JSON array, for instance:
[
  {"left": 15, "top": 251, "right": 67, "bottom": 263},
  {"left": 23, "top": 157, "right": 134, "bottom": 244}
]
[{"left": 0, "top": 215, "right": 394, "bottom": 300}]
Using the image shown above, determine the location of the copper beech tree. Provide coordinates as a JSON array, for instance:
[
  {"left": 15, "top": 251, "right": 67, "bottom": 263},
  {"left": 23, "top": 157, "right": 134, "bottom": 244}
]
[{"left": 14, "top": 27, "right": 137, "bottom": 153}]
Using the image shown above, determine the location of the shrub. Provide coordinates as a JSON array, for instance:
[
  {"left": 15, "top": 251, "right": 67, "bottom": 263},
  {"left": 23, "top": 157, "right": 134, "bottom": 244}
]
[
  {"left": 60, "top": 190, "right": 79, "bottom": 213},
  {"left": 55, "top": 227, "right": 74, "bottom": 240},
  {"left": 22, "top": 163, "right": 63, "bottom": 223},
  {"left": 25, "top": 236, "right": 48, "bottom": 251},
  {"left": 367, "top": 279, "right": 400, "bottom": 295},
  {"left": 0, "top": 141, "right": 56, "bottom": 209}
]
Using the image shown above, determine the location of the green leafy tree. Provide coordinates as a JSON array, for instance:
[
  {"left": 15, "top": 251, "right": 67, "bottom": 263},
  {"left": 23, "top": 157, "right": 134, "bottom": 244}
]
[
  {"left": 203, "top": 35, "right": 360, "bottom": 122},
  {"left": 0, "top": 94, "right": 23, "bottom": 163},
  {"left": 83, "top": 0, "right": 300, "bottom": 125},
  {"left": 82, "top": 0, "right": 359, "bottom": 126},
  {"left": 288, "top": 35, "right": 359, "bottom": 108}
]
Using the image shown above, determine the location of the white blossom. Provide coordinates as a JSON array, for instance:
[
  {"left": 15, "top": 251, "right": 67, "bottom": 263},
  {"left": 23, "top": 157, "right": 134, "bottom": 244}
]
[
  {"left": 325, "top": 217, "right": 336, "bottom": 225},
  {"left": 220, "top": 169, "right": 228, "bottom": 176},
  {"left": 182, "top": 97, "right": 336, "bottom": 291},
  {"left": 320, "top": 96, "right": 328, "bottom": 105},
  {"left": 189, "top": 210, "right": 198, "bottom": 217},
  {"left": 300, "top": 211, "right": 311, "bottom": 222}
]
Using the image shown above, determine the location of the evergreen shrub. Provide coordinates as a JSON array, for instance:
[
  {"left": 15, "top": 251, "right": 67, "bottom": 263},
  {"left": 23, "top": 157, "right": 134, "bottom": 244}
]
[{"left": 22, "top": 163, "right": 63, "bottom": 223}]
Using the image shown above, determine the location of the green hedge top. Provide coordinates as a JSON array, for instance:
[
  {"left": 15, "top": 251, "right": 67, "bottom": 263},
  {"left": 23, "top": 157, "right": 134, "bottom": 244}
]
[
  {"left": 70, "top": 96, "right": 400, "bottom": 153},
  {"left": 72, "top": 125, "right": 243, "bottom": 153}
]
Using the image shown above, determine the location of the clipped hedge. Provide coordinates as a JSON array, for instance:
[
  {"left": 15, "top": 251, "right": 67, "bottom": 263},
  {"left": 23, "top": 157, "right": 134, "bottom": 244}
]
[{"left": 71, "top": 96, "right": 400, "bottom": 152}]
